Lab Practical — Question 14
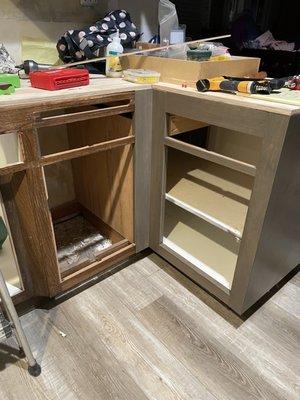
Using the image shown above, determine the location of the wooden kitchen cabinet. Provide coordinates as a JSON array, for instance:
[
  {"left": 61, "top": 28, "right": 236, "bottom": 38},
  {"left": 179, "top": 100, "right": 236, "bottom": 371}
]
[
  {"left": 0, "top": 81, "right": 152, "bottom": 302},
  {"left": 150, "top": 86, "right": 300, "bottom": 314}
]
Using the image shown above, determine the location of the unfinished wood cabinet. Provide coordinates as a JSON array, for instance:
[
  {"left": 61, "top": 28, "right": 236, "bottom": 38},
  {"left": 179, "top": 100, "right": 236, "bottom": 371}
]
[
  {"left": 0, "top": 88, "right": 152, "bottom": 301},
  {"left": 150, "top": 88, "right": 300, "bottom": 314}
]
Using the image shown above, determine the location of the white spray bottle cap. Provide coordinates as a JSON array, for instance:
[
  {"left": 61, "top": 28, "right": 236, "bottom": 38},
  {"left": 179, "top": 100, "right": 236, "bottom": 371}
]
[{"left": 113, "top": 29, "right": 121, "bottom": 44}]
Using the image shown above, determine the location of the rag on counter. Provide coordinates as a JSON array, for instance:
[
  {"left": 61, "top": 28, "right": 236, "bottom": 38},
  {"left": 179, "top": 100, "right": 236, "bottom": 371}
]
[{"left": 57, "top": 9, "right": 139, "bottom": 64}]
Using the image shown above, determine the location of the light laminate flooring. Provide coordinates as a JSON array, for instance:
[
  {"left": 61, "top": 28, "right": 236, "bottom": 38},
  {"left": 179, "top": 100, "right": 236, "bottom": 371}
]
[{"left": 0, "top": 253, "right": 299, "bottom": 400}]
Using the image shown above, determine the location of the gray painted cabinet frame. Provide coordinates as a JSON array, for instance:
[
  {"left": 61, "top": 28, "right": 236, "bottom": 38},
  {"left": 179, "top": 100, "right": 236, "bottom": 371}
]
[{"left": 149, "top": 89, "right": 300, "bottom": 314}]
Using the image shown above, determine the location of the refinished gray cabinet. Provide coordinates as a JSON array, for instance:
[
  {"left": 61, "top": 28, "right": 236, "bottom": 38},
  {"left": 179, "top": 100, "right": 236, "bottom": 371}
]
[{"left": 150, "top": 87, "right": 300, "bottom": 314}]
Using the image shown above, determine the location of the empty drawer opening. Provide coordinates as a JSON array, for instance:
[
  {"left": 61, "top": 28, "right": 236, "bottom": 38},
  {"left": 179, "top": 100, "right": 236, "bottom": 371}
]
[
  {"left": 39, "top": 98, "right": 132, "bottom": 121},
  {"left": 166, "top": 148, "right": 254, "bottom": 238},
  {"left": 168, "top": 115, "right": 262, "bottom": 167},
  {"left": 164, "top": 201, "right": 239, "bottom": 290},
  {"left": 38, "top": 114, "right": 133, "bottom": 158},
  {"left": 43, "top": 141, "right": 134, "bottom": 279}
]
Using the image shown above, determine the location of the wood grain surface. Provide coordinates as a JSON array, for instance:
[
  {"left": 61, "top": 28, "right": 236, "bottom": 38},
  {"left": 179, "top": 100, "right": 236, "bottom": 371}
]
[
  {"left": 0, "top": 254, "right": 298, "bottom": 400},
  {"left": 69, "top": 115, "right": 134, "bottom": 243}
]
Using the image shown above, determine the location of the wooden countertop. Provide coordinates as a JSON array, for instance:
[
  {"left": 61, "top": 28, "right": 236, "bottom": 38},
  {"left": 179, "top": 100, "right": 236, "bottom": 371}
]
[
  {"left": 1, "top": 74, "right": 300, "bottom": 116},
  {"left": 153, "top": 83, "right": 300, "bottom": 116},
  {"left": 0, "top": 75, "right": 151, "bottom": 109}
]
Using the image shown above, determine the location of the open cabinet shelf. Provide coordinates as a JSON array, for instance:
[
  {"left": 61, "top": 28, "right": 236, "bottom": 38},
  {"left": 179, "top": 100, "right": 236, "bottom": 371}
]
[
  {"left": 164, "top": 201, "right": 239, "bottom": 290},
  {"left": 166, "top": 148, "right": 254, "bottom": 237},
  {"left": 162, "top": 122, "right": 261, "bottom": 290}
]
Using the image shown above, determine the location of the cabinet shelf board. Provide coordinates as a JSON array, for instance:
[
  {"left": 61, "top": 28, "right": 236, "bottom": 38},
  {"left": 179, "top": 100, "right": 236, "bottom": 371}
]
[
  {"left": 164, "top": 201, "right": 240, "bottom": 289},
  {"left": 166, "top": 149, "right": 253, "bottom": 234},
  {"left": 165, "top": 193, "right": 242, "bottom": 239},
  {"left": 163, "top": 238, "right": 231, "bottom": 290}
]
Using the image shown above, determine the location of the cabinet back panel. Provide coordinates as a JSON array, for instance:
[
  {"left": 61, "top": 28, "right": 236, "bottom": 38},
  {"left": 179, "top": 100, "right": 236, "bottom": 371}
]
[{"left": 69, "top": 116, "right": 134, "bottom": 242}]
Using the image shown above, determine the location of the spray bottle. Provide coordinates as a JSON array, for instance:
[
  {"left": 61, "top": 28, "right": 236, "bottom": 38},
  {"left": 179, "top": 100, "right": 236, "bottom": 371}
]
[{"left": 106, "top": 30, "right": 124, "bottom": 78}]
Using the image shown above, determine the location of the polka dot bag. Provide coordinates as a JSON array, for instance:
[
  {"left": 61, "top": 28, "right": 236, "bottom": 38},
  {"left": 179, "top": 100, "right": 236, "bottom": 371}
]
[{"left": 57, "top": 9, "right": 140, "bottom": 64}]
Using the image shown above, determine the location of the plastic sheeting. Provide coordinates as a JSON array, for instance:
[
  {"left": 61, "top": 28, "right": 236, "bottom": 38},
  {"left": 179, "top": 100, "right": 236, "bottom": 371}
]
[
  {"left": 159, "top": 0, "right": 178, "bottom": 44},
  {"left": 54, "top": 215, "right": 112, "bottom": 274},
  {"left": 0, "top": 44, "right": 17, "bottom": 74}
]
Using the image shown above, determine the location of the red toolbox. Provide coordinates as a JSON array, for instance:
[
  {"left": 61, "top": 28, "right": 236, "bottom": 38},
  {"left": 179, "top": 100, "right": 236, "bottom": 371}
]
[{"left": 29, "top": 68, "right": 89, "bottom": 91}]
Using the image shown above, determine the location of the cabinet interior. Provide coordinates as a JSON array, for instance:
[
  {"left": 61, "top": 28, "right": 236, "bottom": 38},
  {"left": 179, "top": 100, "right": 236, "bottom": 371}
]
[
  {"left": 38, "top": 112, "right": 133, "bottom": 156},
  {"left": 166, "top": 148, "right": 253, "bottom": 235},
  {"left": 164, "top": 201, "right": 239, "bottom": 289},
  {"left": 163, "top": 116, "right": 262, "bottom": 290},
  {"left": 41, "top": 115, "right": 134, "bottom": 278}
]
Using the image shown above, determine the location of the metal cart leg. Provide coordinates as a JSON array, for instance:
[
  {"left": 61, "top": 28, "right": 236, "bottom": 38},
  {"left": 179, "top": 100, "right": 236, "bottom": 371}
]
[{"left": 0, "top": 271, "right": 41, "bottom": 376}]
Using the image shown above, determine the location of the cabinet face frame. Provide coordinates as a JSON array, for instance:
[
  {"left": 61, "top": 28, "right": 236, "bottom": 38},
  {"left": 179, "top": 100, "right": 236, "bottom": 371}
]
[{"left": 150, "top": 89, "right": 292, "bottom": 314}]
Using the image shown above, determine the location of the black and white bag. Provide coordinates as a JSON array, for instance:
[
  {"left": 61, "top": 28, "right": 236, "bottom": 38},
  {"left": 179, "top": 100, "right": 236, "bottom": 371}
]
[{"left": 57, "top": 10, "right": 140, "bottom": 65}]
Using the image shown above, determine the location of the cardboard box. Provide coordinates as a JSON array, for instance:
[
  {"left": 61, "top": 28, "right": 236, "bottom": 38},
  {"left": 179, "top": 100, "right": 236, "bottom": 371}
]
[
  {"left": 135, "top": 42, "right": 161, "bottom": 50},
  {"left": 121, "top": 55, "right": 260, "bottom": 86}
]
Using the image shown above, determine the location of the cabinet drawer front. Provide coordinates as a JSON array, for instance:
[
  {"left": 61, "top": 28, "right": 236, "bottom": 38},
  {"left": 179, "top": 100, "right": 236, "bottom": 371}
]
[{"left": 166, "top": 115, "right": 261, "bottom": 177}]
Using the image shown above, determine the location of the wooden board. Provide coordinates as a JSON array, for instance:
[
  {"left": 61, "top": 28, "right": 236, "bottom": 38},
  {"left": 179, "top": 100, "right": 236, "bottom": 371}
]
[
  {"left": 69, "top": 115, "right": 134, "bottom": 243},
  {"left": 246, "top": 87, "right": 300, "bottom": 106},
  {"left": 44, "top": 160, "right": 76, "bottom": 209},
  {"left": 3, "top": 169, "right": 61, "bottom": 297},
  {"left": 164, "top": 202, "right": 239, "bottom": 289},
  {"left": 229, "top": 113, "right": 291, "bottom": 313},
  {"left": 165, "top": 136, "right": 256, "bottom": 177},
  {"left": 134, "top": 90, "right": 153, "bottom": 251},
  {"left": 153, "top": 83, "right": 300, "bottom": 115},
  {"left": 166, "top": 148, "right": 253, "bottom": 234},
  {"left": 122, "top": 55, "right": 260, "bottom": 86},
  {"left": 38, "top": 123, "right": 71, "bottom": 156},
  {"left": 0, "top": 76, "right": 150, "bottom": 110}
]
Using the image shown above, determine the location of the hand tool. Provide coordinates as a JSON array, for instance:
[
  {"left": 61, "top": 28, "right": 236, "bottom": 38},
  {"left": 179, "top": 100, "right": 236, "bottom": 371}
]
[
  {"left": 16, "top": 60, "right": 52, "bottom": 75},
  {"left": 196, "top": 76, "right": 273, "bottom": 94}
]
